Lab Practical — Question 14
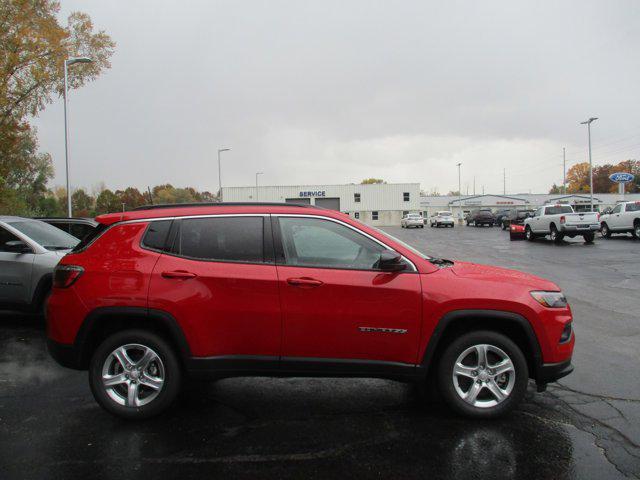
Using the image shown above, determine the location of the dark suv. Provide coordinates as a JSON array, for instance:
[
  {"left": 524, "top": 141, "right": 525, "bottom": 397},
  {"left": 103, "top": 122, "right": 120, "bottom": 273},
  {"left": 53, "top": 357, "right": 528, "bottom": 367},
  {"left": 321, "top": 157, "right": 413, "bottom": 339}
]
[
  {"left": 501, "top": 209, "right": 535, "bottom": 230},
  {"left": 466, "top": 209, "right": 496, "bottom": 227},
  {"left": 47, "top": 203, "right": 574, "bottom": 419}
]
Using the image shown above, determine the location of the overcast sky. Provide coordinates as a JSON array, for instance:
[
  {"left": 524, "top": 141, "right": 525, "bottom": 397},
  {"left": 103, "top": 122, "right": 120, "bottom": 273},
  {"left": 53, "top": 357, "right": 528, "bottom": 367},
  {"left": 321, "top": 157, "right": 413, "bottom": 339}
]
[{"left": 31, "top": 0, "right": 640, "bottom": 195}]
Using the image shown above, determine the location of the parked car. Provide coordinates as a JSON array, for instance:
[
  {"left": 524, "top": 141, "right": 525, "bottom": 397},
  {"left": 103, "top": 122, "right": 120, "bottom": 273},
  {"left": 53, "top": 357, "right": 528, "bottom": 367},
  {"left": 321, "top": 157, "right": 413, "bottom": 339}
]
[
  {"left": 524, "top": 205, "right": 599, "bottom": 243},
  {"left": 47, "top": 202, "right": 574, "bottom": 420},
  {"left": 501, "top": 209, "right": 535, "bottom": 230},
  {"left": 494, "top": 209, "right": 511, "bottom": 227},
  {"left": 466, "top": 209, "right": 496, "bottom": 227},
  {"left": 36, "top": 217, "right": 98, "bottom": 241},
  {"left": 0, "top": 216, "right": 79, "bottom": 313},
  {"left": 599, "top": 201, "right": 640, "bottom": 238},
  {"left": 401, "top": 213, "right": 424, "bottom": 228},
  {"left": 429, "top": 211, "right": 455, "bottom": 228}
]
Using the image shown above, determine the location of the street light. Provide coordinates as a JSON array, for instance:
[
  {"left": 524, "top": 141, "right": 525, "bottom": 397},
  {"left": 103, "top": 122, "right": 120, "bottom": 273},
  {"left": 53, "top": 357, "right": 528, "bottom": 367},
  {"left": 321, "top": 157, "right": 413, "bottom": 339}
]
[
  {"left": 63, "top": 56, "right": 93, "bottom": 217},
  {"left": 255, "top": 172, "right": 263, "bottom": 202},
  {"left": 457, "top": 162, "right": 462, "bottom": 224},
  {"left": 580, "top": 117, "right": 598, "bottom": 212},
  {"left": 217, "top": 147, "right": 231, "bottom": 201}
]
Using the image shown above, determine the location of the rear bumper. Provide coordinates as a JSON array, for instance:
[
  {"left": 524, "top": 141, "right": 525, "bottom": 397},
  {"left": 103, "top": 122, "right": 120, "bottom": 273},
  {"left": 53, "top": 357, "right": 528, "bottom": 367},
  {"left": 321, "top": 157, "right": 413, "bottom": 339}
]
[
  {"left": 560, "top": 224, "right": 599, "bottom": 233},
  {"left": 47, "top": 339, "right": 82, "bottom": 370},
  {"left": 537, "top": 359, "right": 574, "bottom": 383}
]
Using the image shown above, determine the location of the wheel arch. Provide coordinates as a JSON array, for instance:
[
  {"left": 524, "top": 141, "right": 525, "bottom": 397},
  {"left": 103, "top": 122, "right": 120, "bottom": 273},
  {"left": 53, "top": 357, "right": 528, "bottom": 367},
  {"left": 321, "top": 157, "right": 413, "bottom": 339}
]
[
  {"left": 74, "top": 307, "right": 191, "bottom": 369},
  {"left": 419, "top": 310, "right": 543, "bottom": 380},
  {"left": 31, "top": 273, "right": 52, "bottom": 312}
]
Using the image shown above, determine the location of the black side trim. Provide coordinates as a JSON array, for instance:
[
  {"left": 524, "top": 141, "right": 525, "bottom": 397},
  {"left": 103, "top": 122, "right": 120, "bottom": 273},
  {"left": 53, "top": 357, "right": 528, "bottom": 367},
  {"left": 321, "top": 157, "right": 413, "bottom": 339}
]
[
  {"left": 420, "top": 309, "right": 543, "bottom": 379},
  {"left": 186, "top": 355, "right": 280, "bottom": 377},
  {"left": 31, "top": 273, "right": 52, "bottom": 312},
  {"left": 47, "top": 339, "right": 79, "bottom": 370}
]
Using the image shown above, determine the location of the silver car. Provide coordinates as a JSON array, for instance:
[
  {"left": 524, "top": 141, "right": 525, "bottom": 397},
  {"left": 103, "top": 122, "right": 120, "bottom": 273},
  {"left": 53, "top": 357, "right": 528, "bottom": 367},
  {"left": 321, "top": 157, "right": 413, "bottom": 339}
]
[
  {"left": 400, "top": 213, "right": 425, "bottom": 228},
  {"left": 0, "top": 216, "right": 79, "bottom": 313}
]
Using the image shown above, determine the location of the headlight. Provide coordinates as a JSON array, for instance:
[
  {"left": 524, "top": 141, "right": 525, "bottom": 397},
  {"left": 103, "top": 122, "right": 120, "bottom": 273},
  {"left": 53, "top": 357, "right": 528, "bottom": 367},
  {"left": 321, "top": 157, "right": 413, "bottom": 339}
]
[{"left": 530, "top": 291, "right": 567, "bottom": 308}]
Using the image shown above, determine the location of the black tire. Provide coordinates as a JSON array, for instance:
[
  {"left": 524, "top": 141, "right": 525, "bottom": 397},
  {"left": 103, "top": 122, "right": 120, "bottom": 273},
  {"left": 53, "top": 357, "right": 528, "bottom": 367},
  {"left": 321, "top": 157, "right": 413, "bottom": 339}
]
[
  {"left": 89, "top": 329, "right": 182, "bottom": 419},
  {"left": 550, "top": 224, "right": 563, "bottom": 244},
  {"left": 525, "top": 226, "right": 535, "bottom": 241},
  {"left": 437, "top": 330, "right": 528, "bottom": 419},
  {"left": 501, "top": 222, "right": 507, "bottom": 231},
  {"left": 633, "top": 222, "right": 640, "bottom": 239},
  {"left": 583, "top": 232, "right": 595, "bottom": 243},
  {"left": 600, "top": 223, "right": 611, "bottom": 238}
]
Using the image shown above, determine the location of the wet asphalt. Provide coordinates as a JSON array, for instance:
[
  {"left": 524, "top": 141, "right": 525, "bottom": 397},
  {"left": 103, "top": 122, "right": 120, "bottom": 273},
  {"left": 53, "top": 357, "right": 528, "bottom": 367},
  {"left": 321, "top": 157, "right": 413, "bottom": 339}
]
[{"left": 0, "top": 224, "right": 638, "bottom": 479}]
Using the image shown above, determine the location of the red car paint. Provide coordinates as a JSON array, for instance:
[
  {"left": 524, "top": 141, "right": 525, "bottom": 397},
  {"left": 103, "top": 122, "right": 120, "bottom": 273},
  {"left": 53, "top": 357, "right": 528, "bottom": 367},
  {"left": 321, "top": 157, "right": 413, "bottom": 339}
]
[{"left": 47, "top": 204, "right": 573, "bottom": 385}]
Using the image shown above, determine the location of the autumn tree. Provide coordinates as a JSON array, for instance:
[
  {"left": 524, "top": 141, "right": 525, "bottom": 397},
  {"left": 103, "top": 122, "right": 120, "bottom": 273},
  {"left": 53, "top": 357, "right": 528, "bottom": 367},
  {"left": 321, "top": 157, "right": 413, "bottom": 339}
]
[
  {"left": 95, "top": 189, "right": 120, "bottom": 214},
  {"left": 116, "top": 187, "right": 145, "bottom": 210},
  {"left": 71, "top": 188, "right": 94, "bottom": 216},
  {"left": 0, "top": 0, "right": 114, "bottom": 215},
  {"left": 565, "top": 163, "right": 590, "bottom": 193}
]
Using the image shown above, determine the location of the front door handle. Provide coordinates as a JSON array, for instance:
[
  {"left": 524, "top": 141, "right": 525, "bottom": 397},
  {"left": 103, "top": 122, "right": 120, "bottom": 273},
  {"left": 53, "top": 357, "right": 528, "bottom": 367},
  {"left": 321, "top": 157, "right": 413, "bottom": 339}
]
[
  {"left": 287, "top": 277, "right": 323, "bottom": 287},
  {"left": 162, "top": 270, "right": 197, "bottom": 279}
]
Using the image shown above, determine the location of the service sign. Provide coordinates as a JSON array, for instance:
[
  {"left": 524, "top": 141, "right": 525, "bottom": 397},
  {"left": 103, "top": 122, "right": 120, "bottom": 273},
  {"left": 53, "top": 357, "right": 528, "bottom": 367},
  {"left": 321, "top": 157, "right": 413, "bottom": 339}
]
[{"left": 609, "top": 172, "right": 635, "bottom": 183}]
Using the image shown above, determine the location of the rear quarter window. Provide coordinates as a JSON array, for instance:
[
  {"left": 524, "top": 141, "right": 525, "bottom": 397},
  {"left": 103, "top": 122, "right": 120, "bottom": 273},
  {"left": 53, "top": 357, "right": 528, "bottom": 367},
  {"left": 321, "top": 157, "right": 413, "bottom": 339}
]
[{"left": 141, "top": 220, "right": 173, "bottom": 251}]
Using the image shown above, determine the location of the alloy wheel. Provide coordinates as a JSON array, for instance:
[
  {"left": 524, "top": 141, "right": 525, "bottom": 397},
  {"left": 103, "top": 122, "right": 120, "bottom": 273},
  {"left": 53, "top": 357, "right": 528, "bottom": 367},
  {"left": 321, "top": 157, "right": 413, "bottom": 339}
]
[
  {"left": 452, "top": 344, "right": 516, "bottom": 408},
  {"left": 101, "top": 344, "right": 165, "bottom": 407}
]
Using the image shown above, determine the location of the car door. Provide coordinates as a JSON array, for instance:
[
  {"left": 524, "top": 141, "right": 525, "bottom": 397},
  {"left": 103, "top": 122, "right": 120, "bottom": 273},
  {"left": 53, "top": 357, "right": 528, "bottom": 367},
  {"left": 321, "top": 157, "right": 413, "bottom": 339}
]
[
  {"left": 608, "top": 204, "right": 623, "bottom": 230},
  {"left": 147, "top": 215, "right": 281, "bottom": 363},
  {"left": 273, "top": 215, "right": 422, "bottom": 369},
  {"left": 0, "top": 225, "right": 35, "bottom": 304},
  {"left": 530, "top": 208, "right": 543, "bottom": 232}
]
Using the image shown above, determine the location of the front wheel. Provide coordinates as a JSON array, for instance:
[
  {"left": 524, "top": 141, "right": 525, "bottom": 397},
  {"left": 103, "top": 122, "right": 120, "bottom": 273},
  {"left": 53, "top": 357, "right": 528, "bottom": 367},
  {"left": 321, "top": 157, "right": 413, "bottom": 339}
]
[
  {"left": 437, "top": 331, "right": 528, "bottom": 418},
  {"left": 525, "top": 226, "right": 535, "bottom": 241},
  {"left": 601, "top": 223, "right": 611, "bottom": 238},
  {"left": 89, "top": 329, "right": 182, "bottom": 419},
  {"left": 633, "top": 222, "right": 640, "bottom": 239}
]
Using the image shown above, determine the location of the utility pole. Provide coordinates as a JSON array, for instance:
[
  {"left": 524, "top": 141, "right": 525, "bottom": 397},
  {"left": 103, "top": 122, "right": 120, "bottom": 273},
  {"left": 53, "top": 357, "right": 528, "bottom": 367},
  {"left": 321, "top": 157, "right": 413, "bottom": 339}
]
[
  {"left": 562, "top": 147, "right": 566, "bottom": 194},
  {"left": 482, "top": 185, "right": 485, "bottom": 195},
  {"left": 580, "top": 117, "right": 598, "bottom": 212},
  {"left": 473, "top": 176, "right": 476, "bottom": 195},
  {"left": 217, "top": 147, "right": 231, "bottom": 201},
  {"left": 503, "top": 168, "right": 506, "bottom": 195},
  {"left": 457, "top": 163, "right": 462, "bottom": 224}
]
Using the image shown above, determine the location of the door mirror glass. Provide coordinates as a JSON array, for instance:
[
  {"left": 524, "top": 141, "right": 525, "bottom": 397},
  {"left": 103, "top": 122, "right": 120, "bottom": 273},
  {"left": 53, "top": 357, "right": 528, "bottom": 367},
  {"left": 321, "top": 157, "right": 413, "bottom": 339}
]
[
  {"left": 377, "top": 250, "right": 406, "bottom": 272},
  {"left": 3, "top": 240, "right": 32, "bottom": 253}
]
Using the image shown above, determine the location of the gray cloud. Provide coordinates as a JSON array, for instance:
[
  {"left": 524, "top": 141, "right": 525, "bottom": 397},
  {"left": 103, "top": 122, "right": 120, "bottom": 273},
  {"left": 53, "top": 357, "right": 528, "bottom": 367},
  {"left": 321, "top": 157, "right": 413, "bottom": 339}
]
[{"left": 31, "top": 0, "right": 640, "bottom": 195}]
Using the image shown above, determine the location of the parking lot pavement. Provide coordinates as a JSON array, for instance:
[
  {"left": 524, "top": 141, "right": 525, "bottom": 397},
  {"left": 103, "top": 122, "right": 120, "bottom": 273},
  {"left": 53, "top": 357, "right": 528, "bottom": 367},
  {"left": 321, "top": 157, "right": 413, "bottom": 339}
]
[{"left": 0, "top": 226, "right": 638, "bottom": 479}]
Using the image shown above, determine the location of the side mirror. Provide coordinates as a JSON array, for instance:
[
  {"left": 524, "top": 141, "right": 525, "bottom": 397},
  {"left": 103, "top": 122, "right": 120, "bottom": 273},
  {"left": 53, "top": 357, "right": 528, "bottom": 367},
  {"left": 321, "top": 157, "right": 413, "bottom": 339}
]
[
  {"left": 4, "top": 240, "right": 32, "bottom": 254},
  {"left": 378, "top": 250, "right": 407, "bottom": 272}
]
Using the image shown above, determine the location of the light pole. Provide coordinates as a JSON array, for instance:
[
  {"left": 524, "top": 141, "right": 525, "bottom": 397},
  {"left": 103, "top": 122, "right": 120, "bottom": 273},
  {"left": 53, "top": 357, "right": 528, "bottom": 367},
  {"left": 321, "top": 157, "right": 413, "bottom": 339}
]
[
  {"left": 217, "top": 147, "right": 230, "bottom": 201},
  {"left": 255, "top": 172, "right": 263, "bottom": 201},
  {"left": 457, "top": 162, "right": 462, "bottom": 224},
  {"left": 580, "top": 117, "right": 598, "bottom": 211},
  {"left": 63, "top": 56, "right": 92, "bottom": 217}
]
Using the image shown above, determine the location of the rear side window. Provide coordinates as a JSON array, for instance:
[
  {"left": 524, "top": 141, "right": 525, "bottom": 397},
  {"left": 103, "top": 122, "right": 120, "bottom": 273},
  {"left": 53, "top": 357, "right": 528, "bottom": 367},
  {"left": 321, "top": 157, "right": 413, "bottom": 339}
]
[
  {"left": 626, "top": 203, "right": 640, "bottom": 212},
  {"left": 172, "top": 217, "right": 264, "bottom": 263},
  {"left": 545, "top": 206, "right": 573, "bottom": 215},
  {"left": 142, "top": 220, "right": 173, "bottom": 251}
]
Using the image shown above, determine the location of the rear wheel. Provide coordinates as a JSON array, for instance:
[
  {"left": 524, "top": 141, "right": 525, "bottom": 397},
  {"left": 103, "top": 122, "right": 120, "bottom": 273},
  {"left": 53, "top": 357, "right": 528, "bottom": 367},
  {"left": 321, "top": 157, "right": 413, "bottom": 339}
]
[
  {"left": 89, "top": 329, "right": 182, "bottom": 419},
  {"left": 550, "top": 224, "right": 563, "bottom": 243},
  {"left": 583, "top": 232, "right": 595, "bottom": 243},
  {"left": 437, "top": 330, "right": 528, "bottom": 418},
  {"left": 633, "top": 222, "right": 640, "bottom": 239},
  {"left": 601, "top": 223, "right": 611, "bottom": 238}
]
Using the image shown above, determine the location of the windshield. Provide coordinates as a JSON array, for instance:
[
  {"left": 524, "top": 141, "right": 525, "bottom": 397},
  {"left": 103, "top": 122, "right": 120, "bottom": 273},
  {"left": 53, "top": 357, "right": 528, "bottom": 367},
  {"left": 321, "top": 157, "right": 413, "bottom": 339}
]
[
  {"left": 545, "top": 206, "right": 574, "bottom": 215},
  {"left": 438, "top": 212, "right": 452, "bottom": 216},
  {"left": 7, "top": 220, "right": 79, "bottom": 250},
  {"left": 407, "top": 214, "right": 422, "bottom": 218},
  {"left": 373, "top": 227, "right": 432, "bottom": 260}
]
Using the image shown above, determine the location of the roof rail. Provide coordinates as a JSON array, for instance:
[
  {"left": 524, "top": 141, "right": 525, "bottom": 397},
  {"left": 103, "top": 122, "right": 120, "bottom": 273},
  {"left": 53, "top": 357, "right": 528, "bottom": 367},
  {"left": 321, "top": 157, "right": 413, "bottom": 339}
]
[{"left": 131, "top": 202, "right": 319, "bottom": 211}]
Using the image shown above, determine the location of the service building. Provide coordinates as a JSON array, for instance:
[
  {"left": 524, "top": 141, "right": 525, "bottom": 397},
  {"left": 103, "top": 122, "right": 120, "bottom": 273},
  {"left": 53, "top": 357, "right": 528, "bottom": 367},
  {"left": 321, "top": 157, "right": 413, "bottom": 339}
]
[{"left": 221, "top": 183, "right": 421, "bottom": 226}]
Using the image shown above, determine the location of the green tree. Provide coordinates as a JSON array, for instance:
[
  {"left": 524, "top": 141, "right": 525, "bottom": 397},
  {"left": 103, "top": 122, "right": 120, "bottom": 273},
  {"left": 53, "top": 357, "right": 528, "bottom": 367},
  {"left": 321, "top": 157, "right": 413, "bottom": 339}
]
[
  {"left": 95, "top": 189, "right": 120, "bottom": 214},
  {"left": 116, "top": 187, "right": 145, "bottom": 210},
  {"left": 361, "top": 178, "right": 386, "bottom": 184},
  {"left": 548, "top": 183, "right": 563, "bottom": 194},
  {"left": 71, "top": 188, "right": 94, "bottom": 216}
]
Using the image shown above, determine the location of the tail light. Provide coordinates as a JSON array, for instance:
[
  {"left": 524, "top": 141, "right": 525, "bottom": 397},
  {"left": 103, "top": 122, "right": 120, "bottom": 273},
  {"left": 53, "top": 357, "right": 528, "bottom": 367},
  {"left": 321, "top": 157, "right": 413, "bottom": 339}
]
[
  {"left": 560, "top": 215, "right": 566, "bottom": 224},
  {"left": 53, "top": 265, "right": 84, "bottom": 288}
]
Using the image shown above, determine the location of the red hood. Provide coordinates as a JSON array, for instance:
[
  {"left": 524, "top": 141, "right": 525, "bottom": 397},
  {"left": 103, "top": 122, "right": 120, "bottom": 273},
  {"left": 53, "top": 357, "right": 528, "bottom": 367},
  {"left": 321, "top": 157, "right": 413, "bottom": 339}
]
[{"left": 451, "top": 261, "right": 559, "bottom": 290}]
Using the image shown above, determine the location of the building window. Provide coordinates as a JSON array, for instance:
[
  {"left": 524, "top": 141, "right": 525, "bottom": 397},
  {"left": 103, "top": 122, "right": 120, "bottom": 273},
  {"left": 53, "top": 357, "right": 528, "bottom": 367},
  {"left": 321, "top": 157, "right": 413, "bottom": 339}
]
[
  {"left": 354, "top": 193, "right": 361, "bottom": 203},
  {"left": 354, "top": 212, "right": 360, "bottom": 219},
  {"left": 403, "top": 192, "right": 410, "bottom": 202},
  {"left": 372, "top": 211, "right": 378, "bottom": 221}
]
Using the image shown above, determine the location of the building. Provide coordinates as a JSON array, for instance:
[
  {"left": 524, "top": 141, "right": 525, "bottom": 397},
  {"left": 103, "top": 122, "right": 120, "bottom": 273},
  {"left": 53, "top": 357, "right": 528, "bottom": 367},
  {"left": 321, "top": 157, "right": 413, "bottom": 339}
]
[
  {"left": 221, "top": 183, "right": 421, "bottom": 226},
  {"left": 420, "top": 193, "right": 640, "bottom": 218}
]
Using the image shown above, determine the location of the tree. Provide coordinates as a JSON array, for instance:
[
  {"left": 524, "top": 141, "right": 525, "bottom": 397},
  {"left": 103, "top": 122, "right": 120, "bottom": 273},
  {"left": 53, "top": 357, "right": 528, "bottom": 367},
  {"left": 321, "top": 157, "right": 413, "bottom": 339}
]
[
  {"left": 565, "top": 162, "right": 590, "bottom": 193},
  {"left": 446, "top": 190, "right": 460, "bottom": 196},
  {"left": 550, "top": 159, "right": 639, "bottom": 194},
  {"left": 116, "top": 187, "right": 145, "bottom": 210},
  {"left": 71, "top": 188, "right": 94, "bottom": 216},
  {"left": 95, "top": 189, "right": 120, "bottom": 214},
  {"left": 548, "top": 183, "right": 563, "bottom": 194},
  {"left": 361, "top": 178, "right": 386, "bottom": 184}
]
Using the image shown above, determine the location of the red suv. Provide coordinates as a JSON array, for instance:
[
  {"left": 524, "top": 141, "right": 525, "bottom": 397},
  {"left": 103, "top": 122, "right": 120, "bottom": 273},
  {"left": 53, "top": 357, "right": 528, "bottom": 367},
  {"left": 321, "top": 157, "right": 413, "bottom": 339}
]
[{"left": 47, "top": 203, "right": 574, "bottom": 419}]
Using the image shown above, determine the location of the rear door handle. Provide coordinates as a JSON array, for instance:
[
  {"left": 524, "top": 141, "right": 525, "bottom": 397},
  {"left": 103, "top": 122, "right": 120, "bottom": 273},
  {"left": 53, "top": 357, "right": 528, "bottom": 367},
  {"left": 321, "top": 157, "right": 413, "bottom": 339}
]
[
  {"left": 287, "top": 277, "right": 323, "bottom": 287},
  {"left": 162, "top": 270, "right": 197, "bottom": 279}
]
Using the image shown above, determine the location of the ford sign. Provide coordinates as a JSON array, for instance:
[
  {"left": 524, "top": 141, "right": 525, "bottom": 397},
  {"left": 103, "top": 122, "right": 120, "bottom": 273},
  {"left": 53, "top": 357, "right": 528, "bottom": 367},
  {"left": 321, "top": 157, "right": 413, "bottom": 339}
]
[{"left": 609, "top": 172, "right": 635, "bottom": 183}]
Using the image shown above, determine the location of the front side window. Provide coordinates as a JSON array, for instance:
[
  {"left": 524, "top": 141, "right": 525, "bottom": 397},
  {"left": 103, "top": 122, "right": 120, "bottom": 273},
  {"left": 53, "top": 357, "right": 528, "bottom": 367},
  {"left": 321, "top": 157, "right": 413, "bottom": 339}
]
[
  {"left": 611, "top": 204, "right": 623, "bottom": 214},
  {"left": 6, "top": 220, "right": 78, "bottom": 250},
  {"left": 534, "top": 208, "right": 543, "bottom": 217},
  {"left": 278, "top": 217, "right": 385, "bottom": 270},
  {"left": 172, "top": 217, "right": 264, "bottom": 263}
]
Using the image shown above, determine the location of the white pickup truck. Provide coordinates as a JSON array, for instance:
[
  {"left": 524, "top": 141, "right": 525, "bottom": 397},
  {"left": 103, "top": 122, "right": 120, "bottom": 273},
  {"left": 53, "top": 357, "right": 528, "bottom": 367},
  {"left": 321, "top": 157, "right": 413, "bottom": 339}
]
[
  {"left": 524, "top": 204, "right": 600, "bottom": 243},
  {"left": 600, "top": 201, "right": 640, "bottom": 238}
]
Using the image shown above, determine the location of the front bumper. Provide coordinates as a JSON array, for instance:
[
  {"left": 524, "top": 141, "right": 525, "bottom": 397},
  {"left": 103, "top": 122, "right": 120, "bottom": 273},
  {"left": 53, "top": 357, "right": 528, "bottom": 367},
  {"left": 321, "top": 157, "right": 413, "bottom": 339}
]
[
  {"left": 560, "top": 224, "right": 600, "bottom": 233},
  {"left": 537, "top": 359, "right": 574, "bottom": 383}
]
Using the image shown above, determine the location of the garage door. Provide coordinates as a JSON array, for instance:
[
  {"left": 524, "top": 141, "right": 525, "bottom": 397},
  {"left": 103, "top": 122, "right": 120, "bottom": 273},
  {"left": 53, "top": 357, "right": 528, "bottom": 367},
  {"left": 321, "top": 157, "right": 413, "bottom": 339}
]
[
  {"left": 285, "top": 198, "right": 311, "bottom": 204},
  {"left": 315, "top": 197, "right": 341, "bottom": 211}
]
